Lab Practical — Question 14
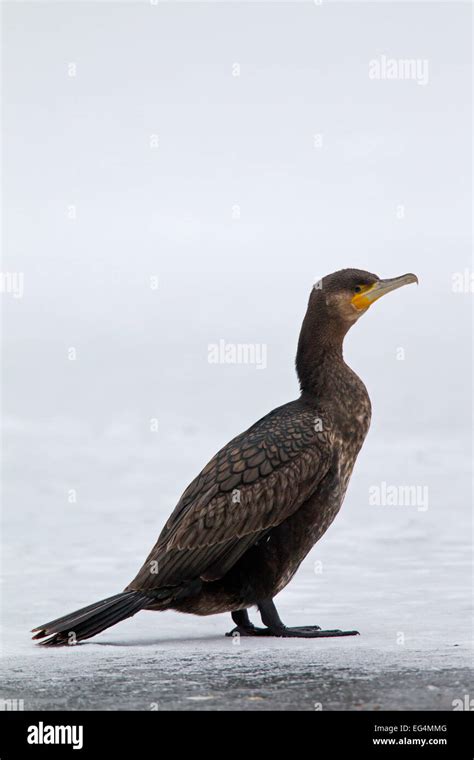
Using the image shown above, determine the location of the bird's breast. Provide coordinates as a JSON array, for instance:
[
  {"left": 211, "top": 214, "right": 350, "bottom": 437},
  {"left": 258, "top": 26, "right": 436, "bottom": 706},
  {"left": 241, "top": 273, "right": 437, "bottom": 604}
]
[{"left": 269, "top": 393, "right": 371, "bottom": 596}]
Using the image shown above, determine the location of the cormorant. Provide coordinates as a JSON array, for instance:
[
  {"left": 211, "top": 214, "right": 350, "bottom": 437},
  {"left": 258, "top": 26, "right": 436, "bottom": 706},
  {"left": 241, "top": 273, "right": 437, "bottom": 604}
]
[{"left": 32, "top": 269, "right": 417, "bottom": 645}]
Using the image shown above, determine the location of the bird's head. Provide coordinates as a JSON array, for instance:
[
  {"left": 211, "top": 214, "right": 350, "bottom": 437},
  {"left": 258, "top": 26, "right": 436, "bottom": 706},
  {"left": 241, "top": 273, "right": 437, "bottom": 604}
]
[
  {"left": 296, "top": 269, "right": 418, "bottom": 391},
  {"left": 313, "top": 268, "right": 418, "bottom": 326},
  {"left": 296, "top": 268, "right": 418, "bottom": 392}
]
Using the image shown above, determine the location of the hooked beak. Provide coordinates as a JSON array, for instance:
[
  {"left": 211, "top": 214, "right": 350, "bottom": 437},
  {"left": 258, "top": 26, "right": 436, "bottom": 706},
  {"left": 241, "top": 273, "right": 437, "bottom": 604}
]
[{"left": 352, "top": 273, "right": 418, "bottom": 311}]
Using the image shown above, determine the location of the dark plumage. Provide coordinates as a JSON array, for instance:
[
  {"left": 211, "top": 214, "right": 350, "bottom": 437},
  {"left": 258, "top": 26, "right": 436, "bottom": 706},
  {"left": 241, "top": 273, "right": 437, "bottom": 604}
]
[{"left": 32, "top": 268, "right": 417, "bottom": 645}]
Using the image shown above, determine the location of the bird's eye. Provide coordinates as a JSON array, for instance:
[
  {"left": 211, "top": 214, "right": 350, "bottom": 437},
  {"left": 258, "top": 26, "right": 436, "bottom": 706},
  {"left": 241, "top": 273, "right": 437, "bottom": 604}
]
[{"left": 354, "top": 286, "right": 362, "bottom": 293}]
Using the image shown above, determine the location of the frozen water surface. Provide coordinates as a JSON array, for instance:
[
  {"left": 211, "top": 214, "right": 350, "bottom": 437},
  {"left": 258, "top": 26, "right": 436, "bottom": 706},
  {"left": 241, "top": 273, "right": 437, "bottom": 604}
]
[{"left": 1, "top": 432, "right": 471, "bottom": 711}]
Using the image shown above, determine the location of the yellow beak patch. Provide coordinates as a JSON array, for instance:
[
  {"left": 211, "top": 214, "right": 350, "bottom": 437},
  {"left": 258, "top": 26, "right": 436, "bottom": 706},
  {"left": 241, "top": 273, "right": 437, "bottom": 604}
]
[
  {"left": 351, "top": 274, "right": 418, "bottom": 311},
  {"left": 351, "top": 284, "right": 377, "bottom": 311}
]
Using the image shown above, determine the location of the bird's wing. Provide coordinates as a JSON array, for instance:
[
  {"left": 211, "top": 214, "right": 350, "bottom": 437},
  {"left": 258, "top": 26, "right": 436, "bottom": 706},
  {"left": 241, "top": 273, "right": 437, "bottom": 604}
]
[{"left": 128, "top": 402, "right": 333, "bottom": 590}]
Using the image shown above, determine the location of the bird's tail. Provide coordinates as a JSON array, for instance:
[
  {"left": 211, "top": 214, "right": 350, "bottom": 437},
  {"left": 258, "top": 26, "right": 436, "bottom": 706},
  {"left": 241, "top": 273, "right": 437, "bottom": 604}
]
[{"left": 31, "top": 591, "right": 152, "bottom": 647}]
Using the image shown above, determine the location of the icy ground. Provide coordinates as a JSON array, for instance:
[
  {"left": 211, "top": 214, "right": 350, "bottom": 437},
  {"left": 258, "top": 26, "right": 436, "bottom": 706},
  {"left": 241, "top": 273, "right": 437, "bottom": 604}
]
[{"left": 1, "top": 431, "right": 472, "bottom": 711}]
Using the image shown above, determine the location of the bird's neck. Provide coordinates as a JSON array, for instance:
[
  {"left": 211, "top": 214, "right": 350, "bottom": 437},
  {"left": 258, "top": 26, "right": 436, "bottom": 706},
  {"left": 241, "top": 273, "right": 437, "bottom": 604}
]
[{"left": 295, "top": 302, "right": 350, "bottom": 398}]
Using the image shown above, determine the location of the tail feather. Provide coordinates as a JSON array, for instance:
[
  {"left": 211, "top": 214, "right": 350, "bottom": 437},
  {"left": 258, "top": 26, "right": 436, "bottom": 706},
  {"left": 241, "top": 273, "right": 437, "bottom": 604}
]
[
  {"left": 32, "top": 591, "right": 151, "bottom": 647},
  {"left": 32, "top": 592, "right": 130, "bottom": 633}
]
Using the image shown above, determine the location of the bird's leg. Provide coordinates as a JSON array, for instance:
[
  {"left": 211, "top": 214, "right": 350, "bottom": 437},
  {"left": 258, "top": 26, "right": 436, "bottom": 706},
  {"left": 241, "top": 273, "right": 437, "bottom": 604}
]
[
  {"left": 225, "top": 609, "right": 269, "bottom": 637},
  {"left": 256, "top": 599, "right": 359, "bottom": 638}
]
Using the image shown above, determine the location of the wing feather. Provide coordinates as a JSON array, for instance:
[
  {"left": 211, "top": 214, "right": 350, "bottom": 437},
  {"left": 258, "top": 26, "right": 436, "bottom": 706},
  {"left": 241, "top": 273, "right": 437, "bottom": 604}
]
[{"left": 128, "top": 401, "right": 332, "bottom": 591}]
